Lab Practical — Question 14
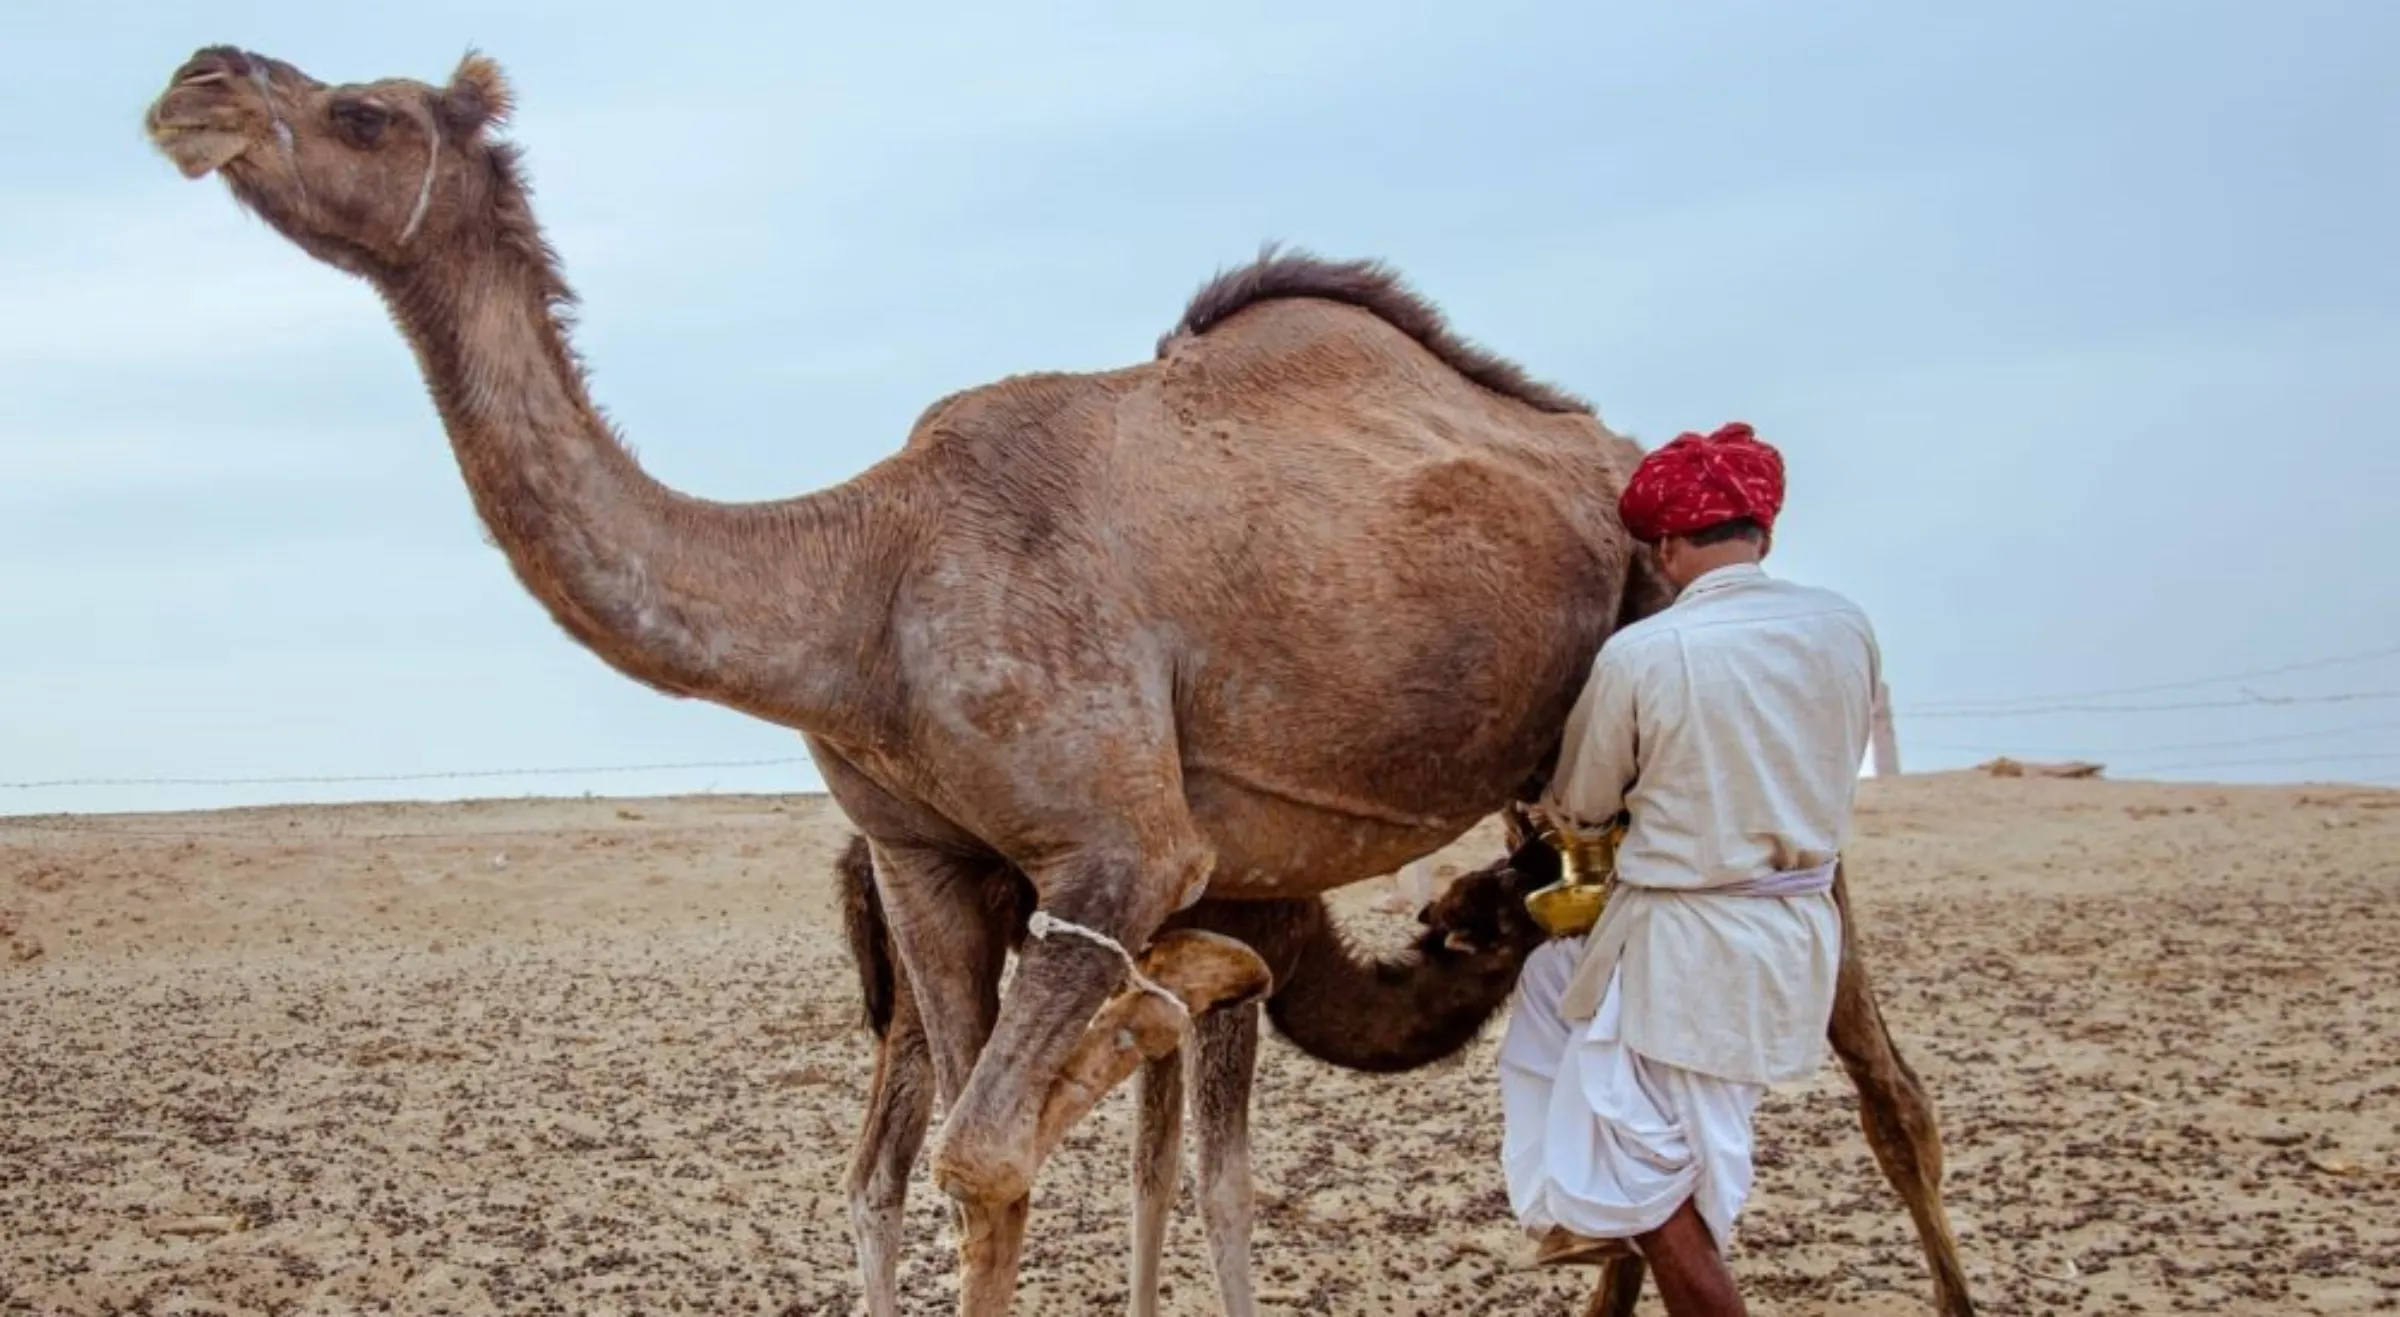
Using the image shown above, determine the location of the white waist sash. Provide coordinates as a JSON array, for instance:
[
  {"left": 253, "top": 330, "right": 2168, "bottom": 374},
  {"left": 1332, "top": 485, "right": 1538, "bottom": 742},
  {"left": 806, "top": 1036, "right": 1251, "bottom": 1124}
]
[{"left": 1555, "top": 859, "right": 1839, "bottom": 1025}]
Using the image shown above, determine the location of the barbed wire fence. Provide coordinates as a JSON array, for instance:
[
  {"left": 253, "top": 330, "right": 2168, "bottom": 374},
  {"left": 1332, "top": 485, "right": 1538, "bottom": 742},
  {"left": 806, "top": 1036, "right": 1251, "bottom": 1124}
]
[
  {"left": 1884, "top": 640, "right": 2400, "bottom": 779},
  {"left": 2, "top": 756, "right": 816, "bottom": 793},
  {"left": 7, "top": 642, "right": 2399, "bottom": 841}
]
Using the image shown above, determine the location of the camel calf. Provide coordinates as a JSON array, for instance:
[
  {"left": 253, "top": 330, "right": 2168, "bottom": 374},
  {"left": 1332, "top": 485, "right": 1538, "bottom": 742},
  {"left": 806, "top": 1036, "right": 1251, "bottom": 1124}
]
[{"left": 835, "top": 835, "right": 1550, "bottom": 1317}]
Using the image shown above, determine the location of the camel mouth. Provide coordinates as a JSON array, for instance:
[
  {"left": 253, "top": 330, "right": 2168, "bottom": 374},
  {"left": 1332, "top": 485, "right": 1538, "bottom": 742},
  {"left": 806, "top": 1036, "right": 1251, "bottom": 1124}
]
[
  {"left": 145, "top": 61, "right": 261, "bottom": 180},
  {"left": 146, "top": 120, "right": 254, "bottom": 180}
]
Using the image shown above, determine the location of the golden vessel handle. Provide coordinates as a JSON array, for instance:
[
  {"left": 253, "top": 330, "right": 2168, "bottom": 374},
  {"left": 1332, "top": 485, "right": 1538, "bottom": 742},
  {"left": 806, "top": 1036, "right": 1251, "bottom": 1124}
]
[{"left": 1521, "top": 807, "right": 1629, "bottom": 937}]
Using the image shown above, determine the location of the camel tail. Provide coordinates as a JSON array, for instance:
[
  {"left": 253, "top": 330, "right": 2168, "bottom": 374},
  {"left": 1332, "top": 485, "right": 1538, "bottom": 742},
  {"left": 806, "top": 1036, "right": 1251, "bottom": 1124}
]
[
  {"left": 835, "top": 834, "right": 898, "bottom": 1039},
  {"left": 1156, "top": 242, "right": 1595, "bottom": 416}
]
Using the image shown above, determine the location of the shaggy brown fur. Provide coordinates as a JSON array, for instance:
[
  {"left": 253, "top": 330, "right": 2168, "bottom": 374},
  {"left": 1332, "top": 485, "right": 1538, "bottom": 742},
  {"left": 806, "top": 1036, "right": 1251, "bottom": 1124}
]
[{"left": 1158, "top": 243, "right": 1595, "bottom": 416}]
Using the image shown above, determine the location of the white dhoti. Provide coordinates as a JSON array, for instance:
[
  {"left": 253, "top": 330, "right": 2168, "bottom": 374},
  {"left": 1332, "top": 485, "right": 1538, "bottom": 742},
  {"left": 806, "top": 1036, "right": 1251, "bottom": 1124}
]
[{"left": 1499, "top": 936, "right": 1765, "bottom": 1250}]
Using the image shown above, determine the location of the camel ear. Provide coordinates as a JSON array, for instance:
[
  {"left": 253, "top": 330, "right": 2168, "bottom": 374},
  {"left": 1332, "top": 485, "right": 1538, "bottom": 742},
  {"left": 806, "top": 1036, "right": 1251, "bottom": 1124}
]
[{"left": 441, "top": 51, "right": 514, "bottom": 135}]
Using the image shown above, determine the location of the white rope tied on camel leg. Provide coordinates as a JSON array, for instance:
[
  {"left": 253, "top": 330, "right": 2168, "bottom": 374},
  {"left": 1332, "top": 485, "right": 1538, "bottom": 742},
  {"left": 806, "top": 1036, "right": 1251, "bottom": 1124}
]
[{"left": 1023, "top": 911, "right": 1190, "bottom": 1026}]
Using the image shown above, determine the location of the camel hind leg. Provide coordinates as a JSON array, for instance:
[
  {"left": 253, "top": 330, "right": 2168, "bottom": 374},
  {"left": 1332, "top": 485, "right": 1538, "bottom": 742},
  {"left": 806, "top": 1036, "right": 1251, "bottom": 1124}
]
[
  {"left": 1579, "top": 1257, "right": 1647, "bottom": 1317},
  {"left": 847, "top": 986, "right": 937, "bottom": 1317},
  {"left": 1128, "top": 1047, "right": 1185, "bottom": 1317},
  {"left": 1828, "top": 864, "right": 1978, "bottom": 1316},
  {"left": 1186, "top": 1003, "right": 1262, "bottom": 1317}
]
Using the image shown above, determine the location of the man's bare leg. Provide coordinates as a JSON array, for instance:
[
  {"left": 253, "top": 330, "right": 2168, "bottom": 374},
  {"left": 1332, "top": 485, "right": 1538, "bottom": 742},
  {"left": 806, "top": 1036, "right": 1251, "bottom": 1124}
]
[{"left": 1633, "top": 1199, "right": 1746, "bottom": 1317}]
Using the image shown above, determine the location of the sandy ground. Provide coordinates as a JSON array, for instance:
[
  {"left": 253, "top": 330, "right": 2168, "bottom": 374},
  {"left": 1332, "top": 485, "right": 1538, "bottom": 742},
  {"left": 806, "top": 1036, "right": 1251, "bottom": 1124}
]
[{"left": 3, "top": 773, "right": 2396, "bottom": 1316}]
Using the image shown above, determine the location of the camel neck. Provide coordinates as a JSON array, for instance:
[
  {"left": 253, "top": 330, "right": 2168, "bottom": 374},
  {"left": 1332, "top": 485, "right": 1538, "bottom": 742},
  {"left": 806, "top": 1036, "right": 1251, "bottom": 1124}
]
[{"left": 375, "top": 240, "right": 886, "bottom": 738}]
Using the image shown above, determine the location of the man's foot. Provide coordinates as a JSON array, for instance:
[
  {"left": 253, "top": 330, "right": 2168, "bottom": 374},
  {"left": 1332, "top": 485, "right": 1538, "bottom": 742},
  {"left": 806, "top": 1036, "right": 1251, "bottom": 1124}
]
[{"left": 1530, "top": 1225, "right": 1635, "bottom": 1268}]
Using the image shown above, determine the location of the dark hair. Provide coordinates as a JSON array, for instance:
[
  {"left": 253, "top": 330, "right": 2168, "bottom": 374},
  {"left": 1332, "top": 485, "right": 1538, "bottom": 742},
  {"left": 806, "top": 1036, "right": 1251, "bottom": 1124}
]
[{"left": 1680, "top": 517, "right": 1766, "bottom": 547}]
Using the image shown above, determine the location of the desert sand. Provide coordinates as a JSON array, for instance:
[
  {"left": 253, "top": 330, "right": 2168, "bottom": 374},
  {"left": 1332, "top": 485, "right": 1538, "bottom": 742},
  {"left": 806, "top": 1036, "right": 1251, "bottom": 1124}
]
[{"left": 3, "top": 772, "right": 2395, "bottom": 1315}]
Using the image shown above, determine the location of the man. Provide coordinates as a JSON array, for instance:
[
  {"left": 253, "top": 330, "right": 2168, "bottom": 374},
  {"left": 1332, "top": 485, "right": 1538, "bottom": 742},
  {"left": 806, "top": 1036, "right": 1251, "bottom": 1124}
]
[{"left": 1499, "top": 421, "right": 1881, "bottom": 1316}]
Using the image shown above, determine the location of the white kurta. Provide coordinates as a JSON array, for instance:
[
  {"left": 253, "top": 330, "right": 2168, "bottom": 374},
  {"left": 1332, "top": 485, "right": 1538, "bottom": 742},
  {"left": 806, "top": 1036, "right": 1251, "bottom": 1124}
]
[
  {"left": 1502, "top": 944, "right": 1764, "bottom": 1247},
  {"left": 1502, "top": 562, "right": 1881, "bottom": 1245}
]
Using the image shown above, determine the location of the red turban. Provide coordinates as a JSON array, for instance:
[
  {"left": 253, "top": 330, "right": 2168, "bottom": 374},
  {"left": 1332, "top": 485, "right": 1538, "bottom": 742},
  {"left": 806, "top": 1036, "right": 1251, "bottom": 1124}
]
[{"left": 1616, "top": 421, "right": 1786, "bottom": 542}]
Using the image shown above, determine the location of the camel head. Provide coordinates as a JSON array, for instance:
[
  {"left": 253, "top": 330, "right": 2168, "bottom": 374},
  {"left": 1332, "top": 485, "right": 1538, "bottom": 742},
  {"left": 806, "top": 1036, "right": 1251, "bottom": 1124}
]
[
  {"left": 143, "top": 46, "right": 517, "bottom": 278},
  {"left": 1415, "top": 857, "right": 1550, "bottom": 963}
]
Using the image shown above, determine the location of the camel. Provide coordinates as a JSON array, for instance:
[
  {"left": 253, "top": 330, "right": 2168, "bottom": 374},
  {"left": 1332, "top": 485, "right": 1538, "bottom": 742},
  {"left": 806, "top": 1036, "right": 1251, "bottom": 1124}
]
[
  {"left": 836, "top": 831, "right": 1551, "bottom": 1316},
  {"left": 141, "top": 45, "right": 1975, "bottom": 1315}
]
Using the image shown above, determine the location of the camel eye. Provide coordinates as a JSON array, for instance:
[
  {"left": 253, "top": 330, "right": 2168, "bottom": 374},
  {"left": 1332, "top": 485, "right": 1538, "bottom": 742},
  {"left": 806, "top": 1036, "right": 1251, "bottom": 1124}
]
[{"left": 329, "top": 99, "right": 390, "bottom": 146}]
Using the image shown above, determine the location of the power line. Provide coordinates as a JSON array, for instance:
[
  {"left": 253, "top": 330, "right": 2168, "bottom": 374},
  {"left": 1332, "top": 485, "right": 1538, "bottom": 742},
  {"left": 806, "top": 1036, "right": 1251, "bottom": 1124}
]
[
  {"left": 2131, "top": 718, "right": 2400, "bottom": 754},
  {"left": 9, "top": 701, "right": 2398, "bottom": 787},
  {"left": 0, "top": 756, "right": 814, "bottom": 792},
  {"left": 1902, "top": 641, "right": 2400, "bottom": 713},
  {"left": 0, "top": 814, "right": 718, "bottom": 842},
  {"left": 1909, "top": 717, "right": 2400, "bottom": 761},
  {"left": 13, "top": 653, "right": 2400, "bottom": 792},
  {"left": 2134, "top": 750, "right": 2400, "bottom": 774},
  {"left": 1900, "top": 689, "right": 2400, "bottom": 719}
]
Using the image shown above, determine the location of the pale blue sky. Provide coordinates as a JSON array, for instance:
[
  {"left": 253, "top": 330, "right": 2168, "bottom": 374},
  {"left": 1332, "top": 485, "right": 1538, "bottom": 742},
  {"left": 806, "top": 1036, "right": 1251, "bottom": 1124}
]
[{"left": 6, "top": 0, "right": 2397, "bottom": 817}]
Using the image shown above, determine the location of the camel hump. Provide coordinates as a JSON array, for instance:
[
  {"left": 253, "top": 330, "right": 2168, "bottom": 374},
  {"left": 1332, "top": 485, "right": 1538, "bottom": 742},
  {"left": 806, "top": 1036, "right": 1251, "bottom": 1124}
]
[{"left": 1155, "top": 242, "right": 1594, "bottom": 417}]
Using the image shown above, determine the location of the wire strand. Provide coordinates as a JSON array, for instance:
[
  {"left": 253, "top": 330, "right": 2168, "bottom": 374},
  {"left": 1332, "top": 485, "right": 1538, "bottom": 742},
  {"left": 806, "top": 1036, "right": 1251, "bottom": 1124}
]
[
  {"left": 2134, "top": 750, "right": 2400, "bottom": 774},
  {"left": 1908, "top": 717, "right": 2400, "bottom": 760},
  {"left": 1900, "top": 689, "right": 2400, "bottom": 719},
  {"left": 0, "top": 756, "right": 814, "bottom": 792},
  {"left": 14, "top": 645, "right": 2400, "bottom": 794},
  {"left": 1899, "top": 641, "right": 2400, "bottom": 713}
]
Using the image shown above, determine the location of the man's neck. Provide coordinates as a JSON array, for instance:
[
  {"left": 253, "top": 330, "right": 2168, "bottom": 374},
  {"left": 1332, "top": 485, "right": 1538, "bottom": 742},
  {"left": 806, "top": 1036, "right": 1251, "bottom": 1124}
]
[
  {"left": 1672, "top": 552, "right": 1766, "bottom": 596},
  {"left": 1683, "top": 544, "right": 1763, "bottom": 577}
]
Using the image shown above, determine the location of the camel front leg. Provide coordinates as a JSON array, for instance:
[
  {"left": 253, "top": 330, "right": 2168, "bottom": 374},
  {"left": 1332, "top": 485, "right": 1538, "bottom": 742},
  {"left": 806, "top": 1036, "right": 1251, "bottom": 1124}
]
[
  {"left": 1128, "top": 1047, "right": 1185, "bottom": 1317},
  {"left": 956, "top": 1194, "right": 1033, "bottom": 1316},
  {"left": 1025, "top": 929, "right": 1273, "bottom": 1172},
  {"left": 1187, "top": 1003, "right": 1262, "bottom": 1317},
  {"left": 1828, "top": 865, "right": 1978, "bottom": 1316},
  {"left": 932, "top": 835, "right": 1217, "bottom": 1208},
  {"left": 847, "top": 982, "right": 937, "bottom": 1317},
  {"left": 961, "top": 929, "right": 1266, "bottom": 1317}
]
